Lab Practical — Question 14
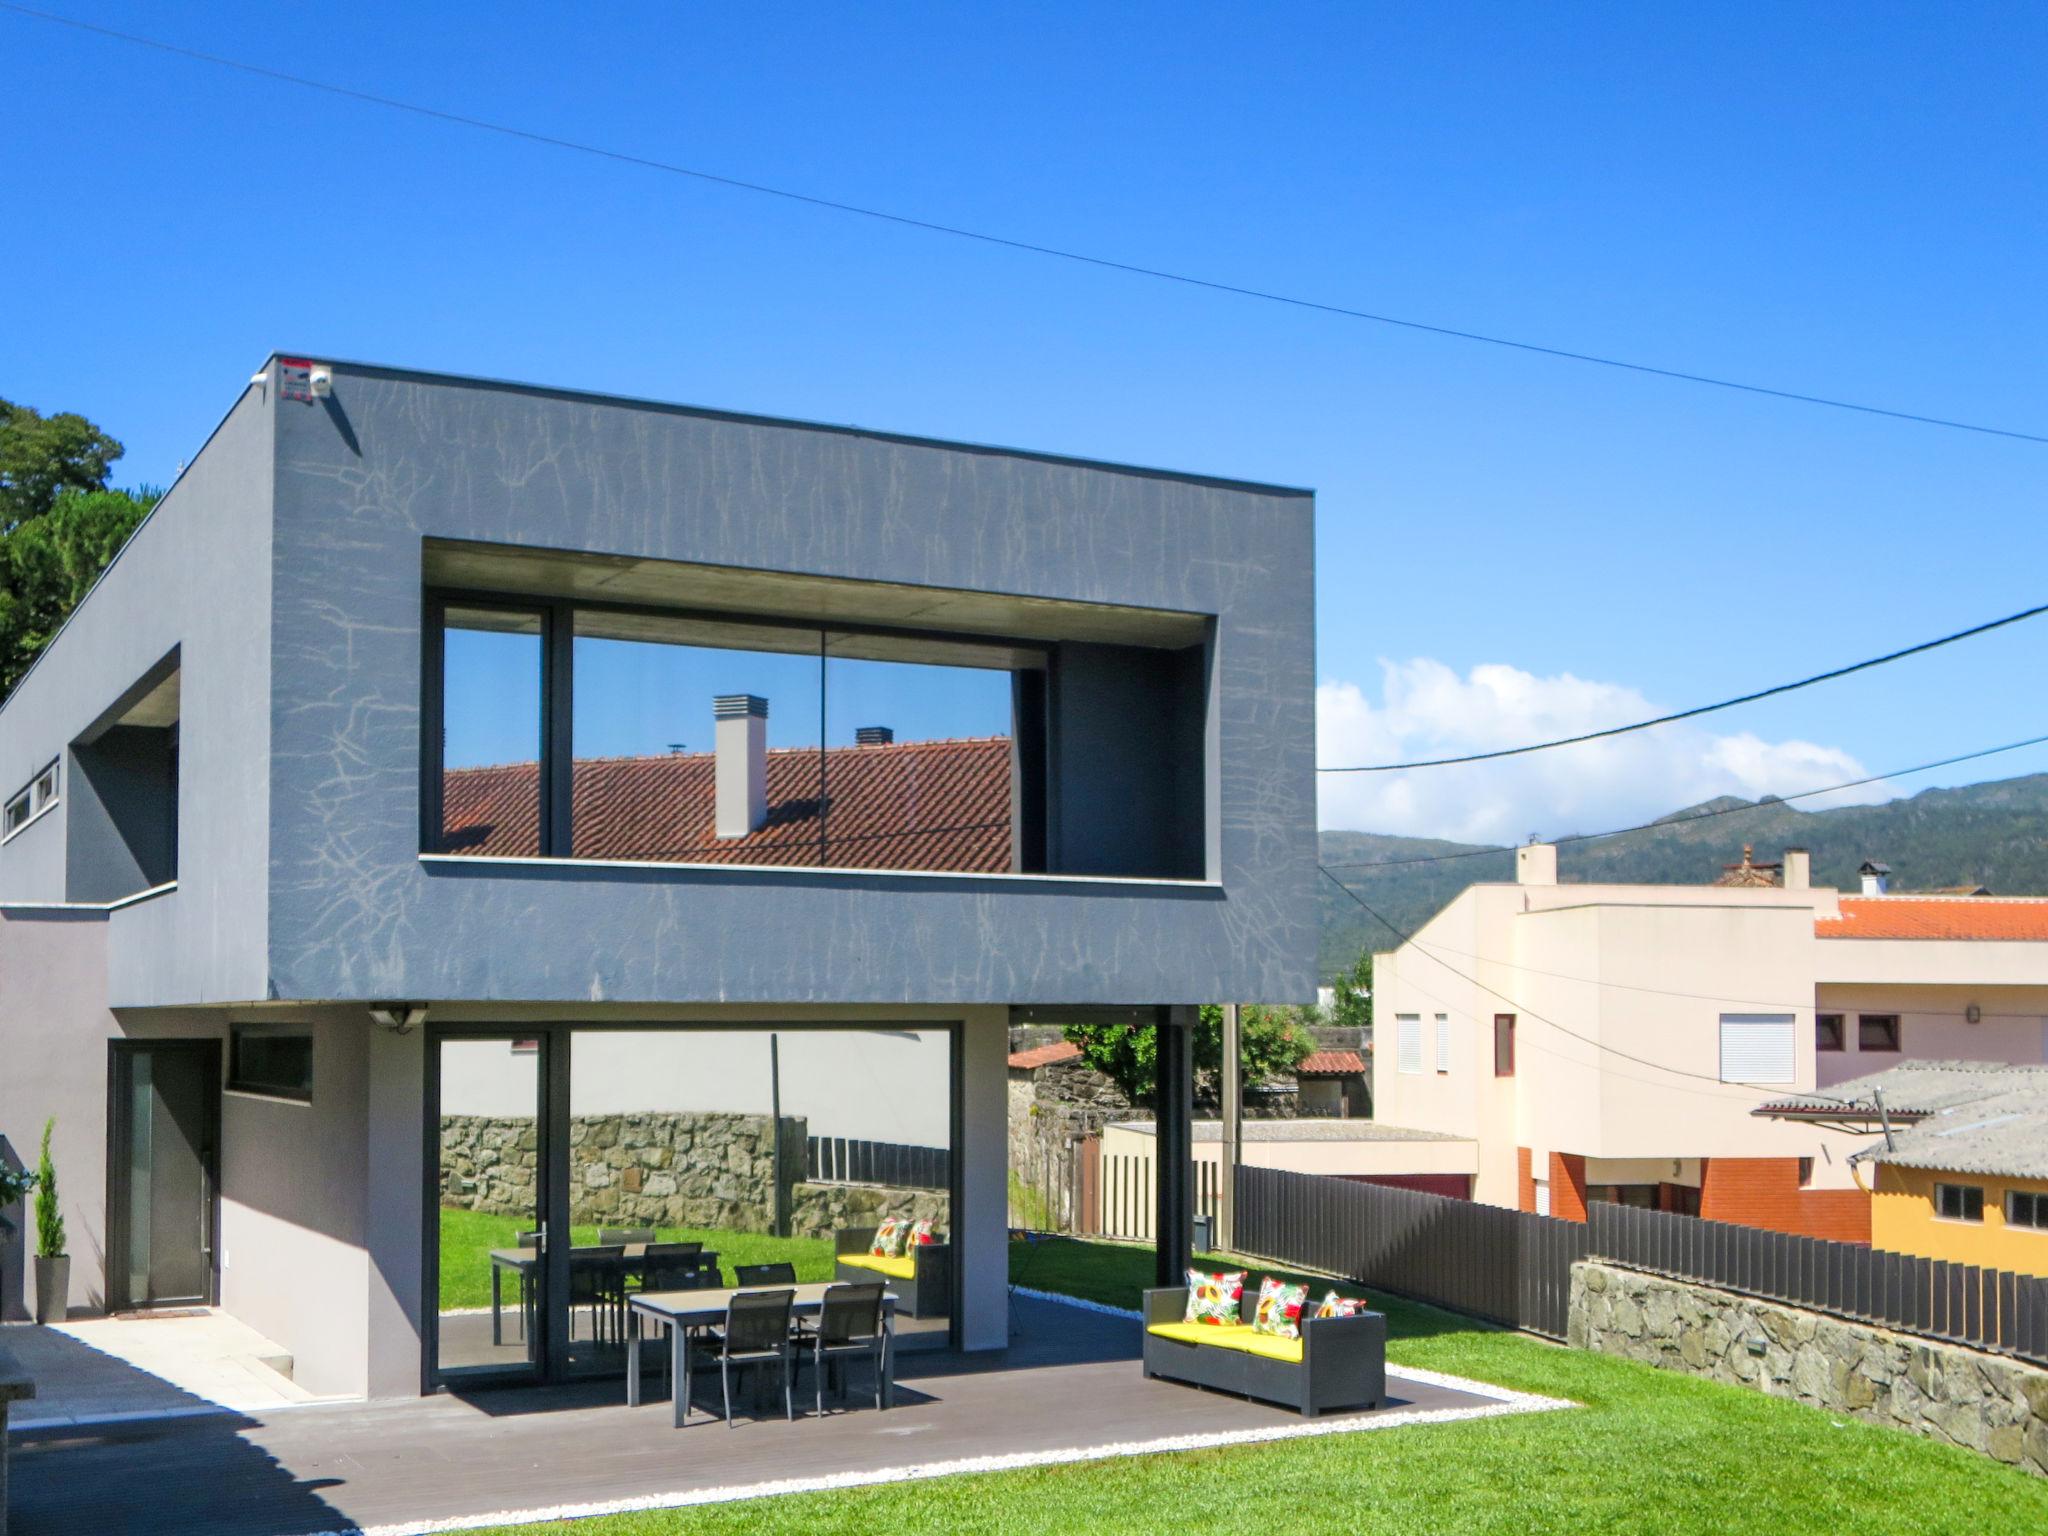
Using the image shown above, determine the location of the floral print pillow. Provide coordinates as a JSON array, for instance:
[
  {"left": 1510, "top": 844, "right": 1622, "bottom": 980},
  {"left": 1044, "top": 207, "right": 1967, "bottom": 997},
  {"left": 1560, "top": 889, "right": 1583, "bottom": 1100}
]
[
  {"left": 1252, "top": 1277, "right": 1310, "bottom": 1339},
  {"left": 907, "top": 1219, "right": 939, "bottom": 1246},
  {"left": 1314, "top": 1290, "right": 1367, "bottom": 1319},
  {"left": 1183, "top": 1268, "right": 1246, "bottom": 1325},
  {"left": 870, "top": 1218, "right": 907, "bottom": 1257}
]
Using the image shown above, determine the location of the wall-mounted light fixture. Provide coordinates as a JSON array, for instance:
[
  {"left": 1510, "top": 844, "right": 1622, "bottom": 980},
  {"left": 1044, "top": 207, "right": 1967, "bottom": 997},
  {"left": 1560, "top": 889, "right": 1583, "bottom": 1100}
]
[
  {"left": 369, "top": 1003, "right": 428, "bottom": 1034},
  {"left": 1966, "top": 1003, "right": 1983, "bottom": 1025}
]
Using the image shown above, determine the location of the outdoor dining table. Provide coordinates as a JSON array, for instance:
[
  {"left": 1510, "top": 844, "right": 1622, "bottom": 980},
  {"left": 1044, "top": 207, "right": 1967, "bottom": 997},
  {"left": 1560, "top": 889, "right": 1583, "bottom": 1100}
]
[
  {"left": 627, "top": 1282, "right": 899, "bottom": 1427},
  {"left": 488, "top": 1244, "right": 687, "bottom": 1345}
]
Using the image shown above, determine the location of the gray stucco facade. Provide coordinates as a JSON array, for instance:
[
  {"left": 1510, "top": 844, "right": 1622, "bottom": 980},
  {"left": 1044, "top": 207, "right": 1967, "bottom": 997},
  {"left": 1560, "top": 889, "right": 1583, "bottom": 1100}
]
[{"left": 0, "top": 356, "right": 1316, "bottom": 1396}]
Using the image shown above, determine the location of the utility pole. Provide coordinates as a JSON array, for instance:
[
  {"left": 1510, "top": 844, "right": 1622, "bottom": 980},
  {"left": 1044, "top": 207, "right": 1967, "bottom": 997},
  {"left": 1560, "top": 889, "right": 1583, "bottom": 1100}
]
[{"left": 1219, "top": 1002, "right": 1241, "bottom": 1251}]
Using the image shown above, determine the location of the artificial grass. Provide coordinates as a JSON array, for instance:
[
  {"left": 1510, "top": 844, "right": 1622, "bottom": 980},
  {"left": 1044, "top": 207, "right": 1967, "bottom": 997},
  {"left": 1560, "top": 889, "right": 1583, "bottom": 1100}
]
[
  {"left": 460, "top": 1234, "right": 2047, "bottom": 1535},
  {"left": 438, "top": 1206, "right": 834, "bottom": 1310}
]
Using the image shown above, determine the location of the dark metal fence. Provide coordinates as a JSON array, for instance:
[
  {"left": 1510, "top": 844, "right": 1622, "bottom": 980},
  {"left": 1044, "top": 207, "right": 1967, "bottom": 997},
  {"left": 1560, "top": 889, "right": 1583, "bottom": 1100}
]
[
  {"left": 804, "top": 1136, "right": 950, "bottom": 1191},
  {"left": 1233, "top": 1165, "right": 1589, "bottom": 1338},
  {"left": 1233, "top": 1166, "right": 2048, "bottom": 1363},
  {"left": 1586, "top": 1201, "right": 2048, "bottom": 1367}
]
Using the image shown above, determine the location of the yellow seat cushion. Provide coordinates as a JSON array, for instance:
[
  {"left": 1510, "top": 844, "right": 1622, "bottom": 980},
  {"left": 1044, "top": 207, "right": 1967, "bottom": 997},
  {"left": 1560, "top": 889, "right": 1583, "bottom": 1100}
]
[
  {"left": 839, "top": 1253, "right": 916, "bottom": 1280},
  {"left": 1146, "top": 1321, "right": 1303, "bottom": 1363}
]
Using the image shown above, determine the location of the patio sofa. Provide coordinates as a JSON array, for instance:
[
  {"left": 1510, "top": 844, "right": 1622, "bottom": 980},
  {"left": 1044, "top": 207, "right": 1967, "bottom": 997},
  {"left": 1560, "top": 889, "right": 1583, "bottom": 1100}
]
[
  {"left": 835, "top": 1227, "right": 951, "bottom": 1318},
  {"left": 1142, "top": 1285, "right": 1386, "bottom": 1417}
]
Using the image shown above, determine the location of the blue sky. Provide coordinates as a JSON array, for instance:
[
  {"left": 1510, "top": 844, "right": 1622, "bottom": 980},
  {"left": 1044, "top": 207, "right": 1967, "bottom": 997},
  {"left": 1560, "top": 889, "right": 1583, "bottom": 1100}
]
[{"left": 6, "top": 4, "right": 2044, "bottom": 845}]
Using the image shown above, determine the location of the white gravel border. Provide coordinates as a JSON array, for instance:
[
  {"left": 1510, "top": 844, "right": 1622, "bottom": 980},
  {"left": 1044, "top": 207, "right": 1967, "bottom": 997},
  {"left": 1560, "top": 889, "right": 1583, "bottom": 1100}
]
[{"left": 309, "top": 1288, "right": 1571, "bottom": 1536}]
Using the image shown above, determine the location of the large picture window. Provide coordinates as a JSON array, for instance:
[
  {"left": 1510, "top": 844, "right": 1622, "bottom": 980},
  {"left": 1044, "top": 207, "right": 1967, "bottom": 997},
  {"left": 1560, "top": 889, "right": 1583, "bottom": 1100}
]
[{"left": 421, "top": 564, "right": 1214, "bottom": 877}]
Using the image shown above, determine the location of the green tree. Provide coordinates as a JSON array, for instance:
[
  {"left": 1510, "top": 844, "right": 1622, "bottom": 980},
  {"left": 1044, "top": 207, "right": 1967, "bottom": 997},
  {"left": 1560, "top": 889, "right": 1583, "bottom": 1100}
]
[
  {"left": 35, "top": 1117, "right": 64, "bottom": 1259},
  {"left": 0, "top": 398, "right": 123, "bottom": 529},
  {"left": 0, "top": 484, "right": 158, "bottom": 697},
  {"left": 1062, "top": 1004, "right": 1312, "bottom": 1105},
  {"left": 1328, "top": 949, "right": 1372, "bottom": 1034}
]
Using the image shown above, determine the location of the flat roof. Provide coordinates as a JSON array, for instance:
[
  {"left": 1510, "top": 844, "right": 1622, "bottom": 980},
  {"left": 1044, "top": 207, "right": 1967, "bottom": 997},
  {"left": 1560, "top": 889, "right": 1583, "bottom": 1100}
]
[{"left": 277, "top": 353, "right": 1317, "bottom": 498}]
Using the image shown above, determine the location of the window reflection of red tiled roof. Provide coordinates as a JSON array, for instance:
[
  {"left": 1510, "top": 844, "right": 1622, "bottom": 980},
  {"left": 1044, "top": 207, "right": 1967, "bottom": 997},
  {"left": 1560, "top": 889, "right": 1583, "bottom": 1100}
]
[
  {"left": 440, "top": 737, "right": 1012, "bottom": 871},
  {"left": 1007, "top": 1040, "right": 1082, "bottom": 1070},
  {"left": 1296, "top": 1050, "right": 1366, "bottom": 1075},
  {"left": 1816, "top": 897, "right": 2048, "bottom": 941}
]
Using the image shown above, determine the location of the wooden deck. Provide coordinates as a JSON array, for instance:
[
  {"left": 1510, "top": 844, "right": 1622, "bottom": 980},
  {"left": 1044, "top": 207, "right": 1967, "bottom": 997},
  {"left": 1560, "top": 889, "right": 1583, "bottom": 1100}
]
[{"left": 7, "top": 1296, "right": 1529, "bottom": 1535}]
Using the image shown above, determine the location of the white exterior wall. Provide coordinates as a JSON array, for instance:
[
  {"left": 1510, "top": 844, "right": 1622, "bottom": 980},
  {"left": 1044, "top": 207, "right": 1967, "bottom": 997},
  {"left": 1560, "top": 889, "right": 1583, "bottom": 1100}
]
[
  {"left": 1099, "top": 1121, "right": 1478, "bottom": 1178},
  {"left": 1372, "top": 877, "right": 1894, "bottom": 1209},
  {"left": 441, "top": 1028, "right": 952, "bottom": 1145}
]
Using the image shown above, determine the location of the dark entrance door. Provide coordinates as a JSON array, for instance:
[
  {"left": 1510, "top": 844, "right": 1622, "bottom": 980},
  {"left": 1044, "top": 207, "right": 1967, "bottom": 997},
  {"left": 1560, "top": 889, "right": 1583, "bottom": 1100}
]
[{"left": 108, "top": 1041, "right": 219, "bottom": 1310}]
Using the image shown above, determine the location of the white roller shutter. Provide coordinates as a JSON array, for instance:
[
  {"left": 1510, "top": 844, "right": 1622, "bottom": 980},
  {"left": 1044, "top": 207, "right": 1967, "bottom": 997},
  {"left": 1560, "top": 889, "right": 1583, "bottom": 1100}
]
[
  {"left": 1396, "top": 1015, "right": 1422, "bottom": 1075},
  {"left": 1719, "top": 1014, "right": 1796, "bottom": 1085},
  {"left": 1435, "top": 1014, "right": 1452, "bottom": 1073}
]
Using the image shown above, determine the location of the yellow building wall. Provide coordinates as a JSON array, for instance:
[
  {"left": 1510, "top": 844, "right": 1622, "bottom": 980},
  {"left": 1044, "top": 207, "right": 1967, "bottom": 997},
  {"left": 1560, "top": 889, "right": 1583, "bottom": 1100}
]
[{"left": 1871, "top": 1165, "right": 2048, "bottom": 1277}]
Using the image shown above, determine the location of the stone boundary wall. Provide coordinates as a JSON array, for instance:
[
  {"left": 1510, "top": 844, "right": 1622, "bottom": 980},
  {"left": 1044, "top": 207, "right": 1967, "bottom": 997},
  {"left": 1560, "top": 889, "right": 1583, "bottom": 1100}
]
[
  {"left": 441, "top": 1112, "right": 948, "bottom": 1240},
  {"left": 1570, "top": 1259, "right": 2048, "bottom": 1475}
]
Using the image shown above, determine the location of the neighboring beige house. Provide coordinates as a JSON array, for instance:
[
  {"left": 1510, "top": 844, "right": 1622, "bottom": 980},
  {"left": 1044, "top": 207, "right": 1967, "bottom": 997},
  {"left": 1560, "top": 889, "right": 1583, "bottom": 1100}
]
[{"left": 1372, "top": 844, "right": 2048, "bottom": 1243}]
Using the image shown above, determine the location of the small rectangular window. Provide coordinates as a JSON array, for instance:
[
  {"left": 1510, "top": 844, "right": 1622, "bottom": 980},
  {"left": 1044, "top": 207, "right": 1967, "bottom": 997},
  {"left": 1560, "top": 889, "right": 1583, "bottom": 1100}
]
[
  {"left": 30, "top": 762, "right": 57, "bottom": 811},
  {"left": 1719, "top": 1014, "right": 1796, "bottom": 1085},
  {"left": 229, "top": 1025, "right": 314, "bottom": 1102},
  {"left": 1494, "top": 1014, "right": 1516, "bottom": 1077},
  {"left": 1797, "top": 1157, "right": 1814, "bottom": 1187},
  {"left": 1815, "top": 1014, "right": 1844, "bottom": 1052},
  {"left": 1434, "top": 1014, "right": 1451, "bottom": 1073},
  {"left": 1935, "top": 1182, "right": 1983, "bottom": 1222},
  {"left": 1396, "top": 1015, "right": 1422, "bottom": 1075},
  {"left": 2, "top": 790, "right": 28, "bottom": 838},
  {"left": 1858, "top": 1014, "right": 1901, "bottom": 1052},
  {"left": 2007, "top": 1190, "right": 2047, "bottom": 1231}
]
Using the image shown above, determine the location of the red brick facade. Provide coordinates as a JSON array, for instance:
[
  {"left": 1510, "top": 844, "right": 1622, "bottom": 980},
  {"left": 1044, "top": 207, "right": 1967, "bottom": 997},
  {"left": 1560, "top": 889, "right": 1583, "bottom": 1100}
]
[
  {"left": 1697, "top": 1157, "right": 1870, "bottom": 1244},
  {"left": 1517, "top": 1146, "right": 1535, "bottom": 1213},
  {"left": 1548, "top": 1152, "right": 1589, "bottom": 1222}
]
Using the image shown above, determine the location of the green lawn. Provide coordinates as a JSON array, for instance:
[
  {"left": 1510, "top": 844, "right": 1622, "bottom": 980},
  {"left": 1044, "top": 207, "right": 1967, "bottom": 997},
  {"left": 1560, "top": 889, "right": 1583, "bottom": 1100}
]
[
  {"left": 457, "top": 1234, "right": 2047, "bottom": 1535},
  {"left": 438, "top": 1207, "right": 835, "bottom": 1310}
]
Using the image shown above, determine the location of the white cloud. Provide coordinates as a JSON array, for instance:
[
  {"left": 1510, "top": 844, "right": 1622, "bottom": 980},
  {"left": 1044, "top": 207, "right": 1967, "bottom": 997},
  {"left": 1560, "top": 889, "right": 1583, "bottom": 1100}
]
[{"left": 1316, "top": 658, "right": 1891, "bottom": 842}]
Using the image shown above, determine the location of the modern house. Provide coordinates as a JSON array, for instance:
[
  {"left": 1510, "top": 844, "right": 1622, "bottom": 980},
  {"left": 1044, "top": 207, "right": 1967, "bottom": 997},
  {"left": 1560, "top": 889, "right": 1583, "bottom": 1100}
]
[
  {"left": 1758, "top": 1060, "right": 2048, "bottom": 1276},
  {"left": 1371, "top": 844, "right": 2048, "bottom": 1243},
  {"left": 0, "top": 356, "right": 1317, "bottom": 1399}
]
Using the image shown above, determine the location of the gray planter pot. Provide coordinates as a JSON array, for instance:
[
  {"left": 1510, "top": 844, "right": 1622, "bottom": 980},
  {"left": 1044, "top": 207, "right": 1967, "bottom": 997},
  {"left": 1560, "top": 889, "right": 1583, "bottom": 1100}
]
[{"left": 33, "top": 1255, "right": 69, "bottom": 1324}]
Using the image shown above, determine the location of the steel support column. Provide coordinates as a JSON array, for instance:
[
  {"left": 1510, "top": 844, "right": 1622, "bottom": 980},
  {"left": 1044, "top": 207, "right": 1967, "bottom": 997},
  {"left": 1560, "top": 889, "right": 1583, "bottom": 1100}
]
[{"left": 1154, "top": 1004, "right": 1197, "bottom": 1288}]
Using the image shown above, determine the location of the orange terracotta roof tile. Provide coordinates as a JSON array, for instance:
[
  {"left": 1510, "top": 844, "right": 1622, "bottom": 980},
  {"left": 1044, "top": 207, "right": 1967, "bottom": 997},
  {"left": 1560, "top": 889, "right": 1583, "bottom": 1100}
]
[
  {"left": 1816, "top": 896, "right": 2048, "bottom": 941},
  {"left": 1296, "top": 1050, "right": 1366, "bottom": 1075},
  {"left": 1007, "top": 1040, "right": 1083, "bottom": 1070},
  {"left": 440, "top": 736, "right": 1012, "bottom": 872}
]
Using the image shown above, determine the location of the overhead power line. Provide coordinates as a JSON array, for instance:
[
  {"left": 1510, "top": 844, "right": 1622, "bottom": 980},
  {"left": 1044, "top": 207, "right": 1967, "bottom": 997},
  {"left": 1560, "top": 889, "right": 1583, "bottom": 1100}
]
[
  {"left": 1318, "top": 728, "right": 2048, "bottom": 870},
  {"left": 1321, "top": 600, "right": 2048, "bottom": 773},
  {"left": 7, "top": 2, "right": 2047, "bottom": 448}
]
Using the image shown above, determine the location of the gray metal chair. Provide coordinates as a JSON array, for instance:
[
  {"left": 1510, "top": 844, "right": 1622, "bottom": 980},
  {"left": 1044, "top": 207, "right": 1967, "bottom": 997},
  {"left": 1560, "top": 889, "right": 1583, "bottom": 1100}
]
[
  {"left": 804, "top": 1282, "right": 888, "bottom": 1415},
  {"left": 567, "top": 1245, "right": 627, "bottom": 1343},
  {"left": 639, "top": 1242, "right": 707, "bottom": 1292},
  {"left": 734, "top": 1261, "right": 797, "bottom": 1286},
  {"left": 704, "top": 1289, "right": 796, "bottom": 1427}
]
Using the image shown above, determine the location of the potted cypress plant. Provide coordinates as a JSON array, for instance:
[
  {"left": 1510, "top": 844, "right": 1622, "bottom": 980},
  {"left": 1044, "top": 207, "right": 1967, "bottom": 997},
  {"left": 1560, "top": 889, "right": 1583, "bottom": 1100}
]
[{"left": 33, "top": 1118, "right": 67, "bottom": 1325}]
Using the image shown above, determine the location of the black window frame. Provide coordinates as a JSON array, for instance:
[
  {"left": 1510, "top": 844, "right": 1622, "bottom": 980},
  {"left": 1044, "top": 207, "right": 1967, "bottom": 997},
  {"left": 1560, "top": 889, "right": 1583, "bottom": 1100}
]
[
  {"left": 421, "top": 585, "right": 1053, "bottom": 872},
  {"left": 1493, "top": 1014, "right": 1515, "bottom": 1077},
  {"left": 2007, "top": 1189, "right": 2047, "bottom": 1231},
  {"left": 227, "top": 1024, "right": 315, "bottom": 1104},
  {"left": 1934, "top": 1181, "right": 1983, "bottom": 1222},
  {"left": 1858, "top": 1013, "right": 1902, "bottom": 1052},
  {"left": 1815, "top": 1013, "right": 1845, "bottom": 1052}
]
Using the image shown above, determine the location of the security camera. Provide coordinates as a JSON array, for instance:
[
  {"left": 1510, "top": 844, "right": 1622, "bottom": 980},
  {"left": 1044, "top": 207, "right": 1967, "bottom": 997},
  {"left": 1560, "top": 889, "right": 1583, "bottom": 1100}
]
[{"left": 309, "top": 365, "right": 333, "bottom": 399}]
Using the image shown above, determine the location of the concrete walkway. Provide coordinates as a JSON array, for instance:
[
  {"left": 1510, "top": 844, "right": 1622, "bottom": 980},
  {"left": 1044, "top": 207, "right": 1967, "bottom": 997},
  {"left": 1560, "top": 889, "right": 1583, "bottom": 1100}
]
[{"left": 1, "top": 1311, "right": 329, "bottom": 1427}]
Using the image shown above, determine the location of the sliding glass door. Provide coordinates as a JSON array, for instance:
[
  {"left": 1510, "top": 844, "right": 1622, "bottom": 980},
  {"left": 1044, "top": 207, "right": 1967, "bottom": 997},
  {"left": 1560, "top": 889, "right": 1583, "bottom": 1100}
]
[
  {"left": 430, "top": 1032, "right": 552, "bottom": 1386},
  {"left": 428, "top": 1023, "right": 959, "bottom": 1390}
]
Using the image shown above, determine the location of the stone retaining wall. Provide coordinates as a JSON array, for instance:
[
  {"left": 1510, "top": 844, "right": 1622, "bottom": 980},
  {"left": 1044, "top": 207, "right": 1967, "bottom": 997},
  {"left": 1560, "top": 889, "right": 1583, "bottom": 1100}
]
[
  {"left": 1569, "top": 1259, "right": 2048, "bottom": 1475},
  {"left": 440, "top": 1112, "right": 947, "bottom": 1239}
]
